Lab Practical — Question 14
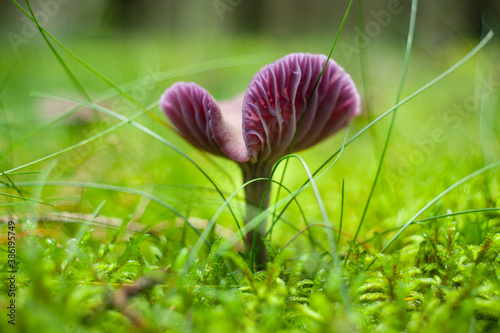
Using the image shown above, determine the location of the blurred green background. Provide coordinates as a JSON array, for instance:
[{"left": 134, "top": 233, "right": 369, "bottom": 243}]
[
  {"left": 1, "top": 1, "right": 500, "bottom": 332},
  {"left": 1, "top": 0, "right": 499, "bottom": 244},
  {"left": 1, "top": 0, "right": 499, "bottom": 37}
]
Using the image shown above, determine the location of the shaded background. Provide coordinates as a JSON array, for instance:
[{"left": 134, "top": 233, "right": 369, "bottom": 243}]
[
  {"left": 2, "top": 0, "right": 499, "bottom": 113},
  {"left": 0, "top": 3, "right": 500, "bottom": 333},
  {"left": 1, "top": 0, "right": 499, "bottom": 44},
  {"left": 0, "top": 0, "right": 499, "bottom": 224}
]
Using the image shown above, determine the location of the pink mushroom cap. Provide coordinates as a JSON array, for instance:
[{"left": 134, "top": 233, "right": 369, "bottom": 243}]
[{"left": 160, "top": 53, "right": 361, "bottom": 166}]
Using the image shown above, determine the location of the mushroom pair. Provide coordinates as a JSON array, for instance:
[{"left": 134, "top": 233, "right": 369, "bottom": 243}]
[{"left": 161, "top": 53, "right": 360, "bottom": 267}]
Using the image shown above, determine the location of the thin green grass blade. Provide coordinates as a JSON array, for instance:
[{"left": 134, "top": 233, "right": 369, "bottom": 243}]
[
  {"left": 75, "top": 201, "right": 106, "bottom": 244},
  {"left": 366, "top": 160, "right": 500, "bottom": 269},
  {"left": 12, "top": 0, "right": 141, "bottom": 109},
  {"left": 0, "top": 192, "right": 54, "bottom": 206},
  {"left": 188, "top": 156, "right": 326, "bottom": 270},
  {"left": 3, "top": 20, "right": 273, "bottom": 244},
  {"left": 1, "top": 105, "right": 152, "bottom": 176},
  {"left": 14, "top": 2, "right": 275, "bottom": 120},
  {"left": 186, "top": 177, "right": 313, "bottom": 272},
  {"left": 0, "top": 54, "right": 273, "bottom": 165},
  {"left": 283, "top": 223, "right": 343, "bottom": 250},
  {"left": 269, "top": 124, "right": 351, "bottom": 236},
  {"left": 210, "top": 153, "right": 353, "bottom": 315},
  {"left": 3, "top": 172, "right": 40, "bottom": 176},
  {"left": 258, "top": 179, "right": 312, "bottom": 247},
  {"left": 31, "top": 93, "right": 245, "bottom": 244},
  {"left": 198, "top": 152, "right": 238, "bottom": 190},
  {"left": 337, "top": 178, "right": 345, "bottom": 250},
  {"left": 0, "top": 202, "right": 37, "bottom": 208},
  {"left": 276, "top": 30, "right": 495, "bottom": 223},
  {"left": 12, "top": 0, "right": 276, "bottom": 111},
  {"left": 260, "top": 155, "right": 336, "bottom": 268},
  {"left": 250, "top": 154, "right": 337, "bottom": 269},
  {"left": 0, "top": 59, "right": 17, "bottom": 94},
  {"left": 345, "top": 0, "right": 419, "bottom": 267},
  {"left": 201, "top": 153, "right": 338, "bottom": 270},
  {"left": 357, "top": 0, "right": 376, "bottom": 151},
  {"left": 315, "top": 30, "right": 494, "bottom": 178},
  {"left": 272, "top": 0, "right": 354, "bottom": 240},
  {"left": 0, "top": 165, "right": 23, "bottom": 197},
  {"left": 0, "top": 104, "right": 84, "bottom": 162},
  {"left": 415, "top": 207, "right": 500, "bottom": 223},
  {"left": 185, "top": 178, "right": 264, "bottom": 272},
  {"left": 115, "top": 54, "right": 278, "bottom": 97},
  {"left": 359, "top": 207, "right": 500, "bottom": 245},
  {"left": 290, "top": 0, "right": 355, "bottom": 147},
  {"left": 22, "top": 0, "right": 91, "bottom": 101},
  {"left": 29, "top": 159, "right": 57, "bottom": 217},
  {"left": 0, "top": 60, "right": 22, "bottom": 196},
  {"left": 0, "top": 180, "right": 209, "bottom": 246}
]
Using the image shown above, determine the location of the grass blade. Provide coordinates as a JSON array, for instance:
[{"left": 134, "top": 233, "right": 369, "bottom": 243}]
[
  {"left": 276, "top": 30, "right": 495, "bottom": 224},
  {"left": 31, "top": 93, "right": 246, "bottom": 246},
  {"left": 366, "top": 160, "right": 500, "bottom": 269},
  {"left": 272, "top": 0, "right": 355, "bottom": 239},
  {"left": 0, "top": 180, "right": 209, "bottom": 247},
  {"left": 0, "top": 192, "right": 54, "bottom": 207},
  {"left": 359, "top": 207, "right": 500, "bottom": 245},
  {"left": 345, "top": 0, "right": 419, "bottom": 266},
  {"left": 22, "top": 0, "right": 91, "bottom": 101}
]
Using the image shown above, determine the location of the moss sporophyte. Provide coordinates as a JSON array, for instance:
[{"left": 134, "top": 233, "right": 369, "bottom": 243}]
[{"left": 160, "top": 53, "right": 361, "bottom": 267}]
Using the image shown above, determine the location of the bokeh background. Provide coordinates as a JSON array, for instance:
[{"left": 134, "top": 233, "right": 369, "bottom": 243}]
[
  {"left": 1, "top": 0, "right": 499, "bottom": 249},
  {"left": 1, "top": 3, "right": 500, "bottom": 331},
  {"left": 1, "top": 0, "right": 499, "bottom": 38}
]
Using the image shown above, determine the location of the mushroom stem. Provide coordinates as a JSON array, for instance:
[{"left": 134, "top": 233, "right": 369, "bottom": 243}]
[{"left": 240, "top": 162, "right": 272, "bottom": 269}]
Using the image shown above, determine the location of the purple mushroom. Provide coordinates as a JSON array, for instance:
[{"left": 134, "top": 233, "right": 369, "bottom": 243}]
[{"left": 161, "top": 53, "right": 360, "bottom": 266}]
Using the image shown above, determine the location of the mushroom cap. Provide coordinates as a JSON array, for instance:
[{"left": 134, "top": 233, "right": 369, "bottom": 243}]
[{"left": 160, "top": 53, "right": 361, "bottom": 165}]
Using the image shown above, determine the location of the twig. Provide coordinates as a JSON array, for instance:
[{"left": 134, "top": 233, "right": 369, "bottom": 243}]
[{"left": 111, "top": 268, "right": 169, "bottom": 328}]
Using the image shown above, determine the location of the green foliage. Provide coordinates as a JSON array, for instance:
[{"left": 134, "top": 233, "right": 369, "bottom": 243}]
[
  {"left": 1, "top": 1, "right": 500, "bottom": 332},
  {"left": 0, "top": 213, "right": 498, "bottom": 332}
]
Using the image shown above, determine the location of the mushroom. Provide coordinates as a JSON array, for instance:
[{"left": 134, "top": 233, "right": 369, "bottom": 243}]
[{"left": 160, "top": 53, "right": 361, "bottom": 267}]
